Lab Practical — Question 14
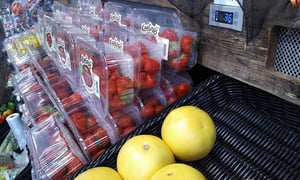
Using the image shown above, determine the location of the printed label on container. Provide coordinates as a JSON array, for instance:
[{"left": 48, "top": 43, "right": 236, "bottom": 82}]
[
  {"left": 56, "top": 37, "right": 71, "bottom": 71},
  {"left": 45, "top": 25, "right": 55, "bottom": 51},
  {"left": 65, "top": 15, "right": 73, "bottom": 24},
  {"left": 81, "top": 24, "right": 91, "bottom": 35},
  {"left": 156, "top": 36, "right": 169, "bottom": 60},
  {"left": 109, "top": 37, "right": 124, "bottom": 50},
  {"left": 89, "top": 5, "right": 96, "bottom": 15},
  {"left": 79, "top": 53, "right": 100, "bottom": 98},
  {"left": 141, "top": 22, "right": 160, "bottom": 36},
  {"left": 110, "top": 12, "right": 122, "bottom": 25}
]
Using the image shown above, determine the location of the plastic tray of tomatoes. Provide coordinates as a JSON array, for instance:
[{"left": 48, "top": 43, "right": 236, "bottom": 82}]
[
  {"left": 26, "top": 113, "right": 87, "bottom": 180},
  {"left": 71, "top": 73, "right": 300, "bottom": 179},
  {"left": 12, "top": 67, "right": 58, "bottom": 127},
  {"left": 107, "top": 104, "right": 143, "bottom": 137},
  {"left": 102, "top": 0, "right": 133, "bottom": 27},
  {"left": 75, "top": 38, "right": 137, "bottom": 112},
  {"left": 52, "top": 25, "right": 87, "bottom": 85},
  {"left": 64, "top": 102, "right": 118, "bottom": 160}
]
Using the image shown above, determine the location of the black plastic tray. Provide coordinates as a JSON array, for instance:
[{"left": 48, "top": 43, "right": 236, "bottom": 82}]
[{"left": 71, "top": 73, "right": 300, "bottom": 179}]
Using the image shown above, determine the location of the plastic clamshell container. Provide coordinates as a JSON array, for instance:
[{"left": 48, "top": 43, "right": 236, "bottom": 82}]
[
  {"left": 52, "top": 25, "right": 87, "bottom": 85},
  {"left": 135, "top": 86, "right": 167, "bottom": 120},
  {"left": 77, "top": 0, "right": 103, "bottom": 18},
  {"left": 41, "top": 15, "right": 57, "bottom": 55},
  {"left": 22, "top": 30, "right": 47, "bottom": 59},
  {"left": 163, "top": 69, "right": 194, "bottom": 99},
  {"left": 161, "top": 29, "right": 199, "bottom": 72},
  {"left": 64, "top": 103, "right": 118, "bottom": 160},
  {"left": 103, "top": 1, "right": 133, "bottom": 27},
  {"left": 131, "top": 7, "right": 182, "bottom": 36},
  {"left": 75, "top": 37, "right": 107, "bottom": 115},
  {"left": 108, "top": 103, "right": 143, "bottom": 138},
  {"left": 33, "top": 54, "right": 59, "bottom": 78},
  {"left": 101, "top": 42, "right": 137, "bottom": 110},
  {"left": 74, "top": 13, "right": 104, "bottom": 40},
  {"left": 26, "top": 114, "right": 87, "bottom": 180},
  {"left": 4, "top": 33, "right": 31, "bottom": 63},
  {"left": 159, "top": 76, "right": 178, "bottom": 105},
  {"left": 134, "top": 36, "right": 163, "bottom": 89}
]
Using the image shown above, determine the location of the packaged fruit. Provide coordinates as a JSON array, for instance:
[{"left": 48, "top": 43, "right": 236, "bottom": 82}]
[
  {"left": 64, "top": 103, "right": 118, "bottom": 160},
  {"left": 26, "top": 113, "right": 87, "bottom": 180},
  {"left": 108, "top": 104, "right": 143, "bottom": 137},
  {"left": 52, "top": 25, "right": 87, "bottom": 85},
  {"left": 74, "top": 13, "right": 103, "bottom": 40},
  {"left": 76, "top": 38, "right": 137, "bottom": 111},
  {"left": 131, "top": 4, "right": 182, "bottom": 33},
  {"left": 103, "top": 0, "right": 133, "bottom": 27},
  {"left": 133, "top": 36, "right": 163, "bottom": 89},
  {"left": 160, "top": 29, "right": 199, "bottom": 72},
  {"left": 77, "top": 0, "right": 104, "bottom": 18},
  {"left": 164, "top": 70, "right": 194, "bottom": 99},
  {"left": 159, "top": 76, "right": 177, "bottom": 105},
  {"left": 4, "top": 33, "right": 30, "bottom": 63},
  {"left": 41, "top": 15, "right": 57, "bottom": 55},
  {"left": 135, "top": 87, "right": 167, "bottom": 120}
]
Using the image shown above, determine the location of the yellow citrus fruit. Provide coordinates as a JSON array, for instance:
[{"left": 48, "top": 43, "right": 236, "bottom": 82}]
[
  {"left": 150, "top": 163, "right": 206, "bottom": 180},
  {"left": 117, "top": 135, "right": 175, "bottom": 180},
  {"left": 74, "top": 166, "right": 122, "bottom": 180},
  {"left": 161, "top": 105, "right": 216, "bottom": 161}
]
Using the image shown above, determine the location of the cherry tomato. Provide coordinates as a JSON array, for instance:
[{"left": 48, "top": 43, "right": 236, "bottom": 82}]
[
  {"left": 159, "top": 28, "right": 178, "bottom": 41},
  {"left": 122, "top": 126, "right": 136, "bottom": 136},
  {"left": 155, "top": 105, "right": 165, "bottom": 114},
  {"left": 175, "top": 82, "right": 192, "bottom": 98},
  {"left": 180, "top": 34, "right": 194, "bottom": 54},
  {"left": 139, "top": 72, "right": 157, "bottom": 89},
  {"left": 143, "top": 97, "right": 160, "bottom": 106},
  {"left": 142, "top": 55, "right": 160, "bottom": 74},
  {"left": 140, "top": 104, "right": 155, "bottom": 119},
  {"left": 171, "top": 53, "right": 189, "bottom": 71}
]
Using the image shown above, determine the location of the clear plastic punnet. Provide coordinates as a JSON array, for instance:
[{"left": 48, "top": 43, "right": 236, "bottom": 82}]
[
  {"left": 12, "top": 67, "right": 58, "bottom": 127},
  {"left": 22, "top": 30, "right": 47, "bottom": 59},
  {"left": 163, "top": 69, "right": 194, "bottom": 99},
  {"left": 160, "top": 28, "right": 199, "bottom": 72},
  {"left": 41, "top": 15, "right": 57, "bottom": 56},
  {"left": 131, "top": 6, "right": 182, "bottom": 36},
  {"left": 52, "top": 25, "right": 87, "bottom": 85},
  {"left": 26, "top": 113, "right": 87, "bottom": 180},
  {"left": 74, "top": 13, "right": 104, "bottom": 40},
  {"left": 103, "top": 1, "right": 133, "bottom": 27},
  {"left": 64, "top": 102, "right": 118, "bottom": 160},
  {"left": 4, "top": 33, "right": 31, "bottom": 65},
  {"left": 107, "top": 103, "right": 143, "bottom": 138},
  {"left": 133, "top": 35, "right": 163, "bottom": 90},
  {"left": 76, "top": 37, "right": 137, "bottom": 113},
  {"left": 77, "top": 0, "right": 103, "bottom": 18},
  {"left": 135, "top": 86, "right": 167, "bottom": 120}
]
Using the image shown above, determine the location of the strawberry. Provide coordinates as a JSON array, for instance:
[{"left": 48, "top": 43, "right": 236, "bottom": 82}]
[{"left": 159, "top": 28, "right": 178, "bottom": 41}]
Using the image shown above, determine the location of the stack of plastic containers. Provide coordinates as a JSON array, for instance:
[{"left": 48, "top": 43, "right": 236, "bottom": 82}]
[
  {"left": 26, "top": 114, "right": 87, "bottom": 180},
  {"left": 3, "top": 0, "right": 200, "bottom": 178}
]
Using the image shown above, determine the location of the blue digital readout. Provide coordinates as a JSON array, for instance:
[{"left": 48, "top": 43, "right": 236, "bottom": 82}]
[{"left": 215, "top": 10, "right": 233, "bottom": 24}]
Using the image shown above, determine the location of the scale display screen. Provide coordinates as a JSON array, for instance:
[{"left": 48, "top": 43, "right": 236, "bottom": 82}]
[{"left": 215, "top": 10, "right": 233, "bottom": 24}]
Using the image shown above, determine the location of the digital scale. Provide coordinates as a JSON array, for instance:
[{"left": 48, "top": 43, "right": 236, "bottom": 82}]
[{"left": 209, "top": 0, "right": 244, "bottom": 31}]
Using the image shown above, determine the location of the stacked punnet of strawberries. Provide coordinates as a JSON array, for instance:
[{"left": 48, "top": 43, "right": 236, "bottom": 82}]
[{"left": 9, "top": 0, "right": 199, "bottom": 178}]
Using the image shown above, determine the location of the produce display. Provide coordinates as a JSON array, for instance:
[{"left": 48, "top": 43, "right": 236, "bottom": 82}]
[
  {"left": 75, "top": 105, "right": 214, "bottom": 180},
  {"left": 1, "top": 0, "right": 199, "bottom": 178}
]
